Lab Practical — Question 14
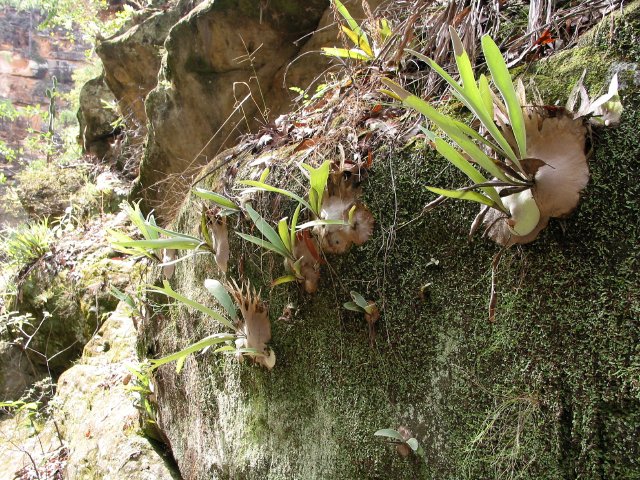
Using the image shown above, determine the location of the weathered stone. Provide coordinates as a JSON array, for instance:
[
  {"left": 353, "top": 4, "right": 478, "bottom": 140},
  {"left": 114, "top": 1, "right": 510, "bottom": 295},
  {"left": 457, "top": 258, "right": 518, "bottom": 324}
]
[
  {"left": 137, "top": 0, "right": 331, "bottom": 218},
  {"left": 0, "top": 304, "right": 181, "bottom": 480},
  {"left": 273, "top": 0, "right": 386, "bottom": 95},
  {"left": 77, "top": 75, "right": 120, "bottom": 159},
  {"left": 8, "top": 215, "right": 136, "bottom": 380},
  {"left": 96, "top": 6, "right": 181, "bottom": 128},
  {"left": 142, "top": 5, "right": 640, "bottom": 478},
  {"left": 0, "top": 6, "right": 88, "bottom": 150},
  {"left": 55, "top": 303, "right": 180, "bottom": 479},
  {"left": 0, "top": 341, "right": 44, "bottom": 400},
  {"left": 14, "top": 162, "right": 93, "bottom": 220}
]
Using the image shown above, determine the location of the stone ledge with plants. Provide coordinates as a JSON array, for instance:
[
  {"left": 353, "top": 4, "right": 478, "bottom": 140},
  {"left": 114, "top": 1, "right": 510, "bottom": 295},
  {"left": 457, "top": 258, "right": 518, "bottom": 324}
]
[{"left": 102, "top": 2, "right": 640, "bottom": 478}]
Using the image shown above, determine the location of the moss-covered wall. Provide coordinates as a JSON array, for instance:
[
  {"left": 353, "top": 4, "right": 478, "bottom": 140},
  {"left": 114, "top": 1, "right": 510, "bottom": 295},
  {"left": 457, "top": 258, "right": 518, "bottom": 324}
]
[{"left": 145, "top": 5, "right": 640, "bottom": 479}]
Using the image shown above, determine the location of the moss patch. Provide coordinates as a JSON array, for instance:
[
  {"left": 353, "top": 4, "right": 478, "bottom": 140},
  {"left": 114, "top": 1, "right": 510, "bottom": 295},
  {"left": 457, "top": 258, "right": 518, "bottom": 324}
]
[
  {"left": 145, "top": 6, "right": 640, "bottom": 479},
  {"left": 15, "top": 162, "right": 98, "bottom": 220}
]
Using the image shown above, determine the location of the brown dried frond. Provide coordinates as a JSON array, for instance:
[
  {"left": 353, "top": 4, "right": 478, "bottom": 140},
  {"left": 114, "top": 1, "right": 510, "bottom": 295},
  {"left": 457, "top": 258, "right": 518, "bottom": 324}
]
[
  {"left": 227, "top": 279, "right": 274, "bottom": 369},
  {"left": 314, "top": 173, "right": 374, "bottom": 254},
  {"left": 527, "top": 108, "right": 589, "bottom": 219},
  {"left": 162, "top": 248, "right": 177, "bottom": 279},
  {"left": 292, "top": 231, "right": 322, "bottom": 294},
  {"left": 209, "top": 214, "right": 230, "bottom": 274},
  {"left": 483, "top": 207, "right": 550, "bottom": 247},
  {"left": 378, "top": 0, "right": 622, "bottom": 101},
  {"left": 484, "top": 107, "right": 588, "bottom": 246}
]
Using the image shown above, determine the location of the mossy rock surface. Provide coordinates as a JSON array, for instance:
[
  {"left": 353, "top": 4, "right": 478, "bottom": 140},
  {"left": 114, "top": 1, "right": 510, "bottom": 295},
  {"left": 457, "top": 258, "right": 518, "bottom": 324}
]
[
  {"left": 15, "top": 162, "right": 96, "bottom": 220},
  {"left": 144, "top": 7, "right": 640, "bottom": 480},
  {"left": 8, "top": 228, "right": 139, "bottom": 379}
]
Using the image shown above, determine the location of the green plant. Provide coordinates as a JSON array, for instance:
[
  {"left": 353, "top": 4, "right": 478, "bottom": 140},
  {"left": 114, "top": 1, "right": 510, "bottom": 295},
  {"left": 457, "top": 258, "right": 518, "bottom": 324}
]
[
  {"left": 24, "top": 129, "right": 58, "bottom": 162},
  {"left": 0, "top": 400, "right": 42, "bottom": 435},
  {"left": 382, "top": 28, "right": 593, "bottom": 246},
  {"left": 374, "top": 428, "right": 426, "bottom": 461},
  {"left": 45, "top": 76, "right": 58, "bottom": 136},
  {"left": 0, "top": 140, "right": 17, "bottom": 162},
  {"left": 51, "top": 204, "right": 79, "bottom": 238},
  {"left": 124, "top": 361, "right": 166, "bottom": 440},
  {"left": 234, "top": 162, "right": 347, "bottom": 290},
  {"left": 322, "top": 0, "right": 392, "bottom": 62},
  {"left": 110, "top": 201, "right": 211, "bottom": 266},
  {"left": 2, "top": 0, "right": 138, "bottom": 39},
  {"left": 237, "top": 203, "right": 303, "bottom": 286},
  {"left": 125, "top": 363, "right": 155, "bottom": 416},
  {"left": 1, "top": 219, "right": 52, "bottom": 267},
  {"left": 382, "top": 29, "right": 527, "bottom": 215},
  {"left": 344, "top": 291, "right": 379, "bottom": 344},
  {"left": 192, "top": 187, "right": 241, "bottom": 215},
  {"left": 110, "top": 286, "right": 142, "bottom": 317},
  {"left": 464, "top": 393, "right": 541, "bottom": 478},
  {"left": 290, "top": 81, "right": 339, "bottom": 110},
  {"left": 100, "top": 98, "right": 127, "bottom": 131},
  {"left": 0, "top": 310, "right": 34, "bottom": 339},
  {"left": 343, "top": 290, "right": 377, "bottom": 315},
  {"left": 0, "top": 99, "right": 19, "bottom": 121},
  {"left": 238, "top": 161, "right": 333, "bottom": 219},
  {"left": 146, "top": 279, "right": 274, "bottom": 371}
]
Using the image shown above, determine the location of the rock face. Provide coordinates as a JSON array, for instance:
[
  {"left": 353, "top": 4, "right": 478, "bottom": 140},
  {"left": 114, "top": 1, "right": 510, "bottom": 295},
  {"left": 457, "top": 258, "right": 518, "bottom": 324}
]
[
  {"left": 0, "top": 341, "right": 45, "bottom": 400},
  {"left": 138, "top": 0, "right": 330, "bottom": 217},
  {"left": 0, "top": 213, "right": 136, "bottom": 397},
  {"left": 91, "top": 0, "right": 388, "bottom": 219},
  {"left": 96, "top": 5, "right": 182, "bottom": 129},
  {"left": 0, "top": 6, "right": 88, "bottom": 226},
  {"left": 0, "top": 303, "right": 181, "bottom": 480},
  {"left": 0, "top": 7, "right": 87, "bottom": 146},
  {"left": 139, "top": 5, "right": 640, "bottom": 480},
  {"left": 55, "top": 303, "right": 180, "bottom": 479},
  {"left": 77, "top": 75, "right": 120, "bottom": 160}
]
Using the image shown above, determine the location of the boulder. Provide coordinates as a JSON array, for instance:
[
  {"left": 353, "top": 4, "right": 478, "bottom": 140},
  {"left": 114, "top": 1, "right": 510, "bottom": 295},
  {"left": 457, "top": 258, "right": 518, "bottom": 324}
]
[
  {"left": 77, "top": 75, "right": 120, "bottom": 160},
  {"left": 96, "top": 5, "right": 182, "bottom": 129},
  {"left": 54, "top": 303, "right": 180, "bottom": 479},
  {"left": 137, "top": 0, "right": 331, "bottom": 218},
  {"left": 0, "top": 303, "right": 181, "bottom": 480},
  {"left": 141, "top": 5, "right": 640, "bottom": 478}
]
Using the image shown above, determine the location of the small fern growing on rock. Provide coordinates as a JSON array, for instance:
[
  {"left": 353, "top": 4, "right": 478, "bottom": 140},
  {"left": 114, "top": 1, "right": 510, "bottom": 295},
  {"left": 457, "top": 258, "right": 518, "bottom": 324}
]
[
  {"left": 381, "top": 27, "right": 619, "bottom": 246},
  {"left": 147, "top": 278, "right": 275, "bottom": 371}
]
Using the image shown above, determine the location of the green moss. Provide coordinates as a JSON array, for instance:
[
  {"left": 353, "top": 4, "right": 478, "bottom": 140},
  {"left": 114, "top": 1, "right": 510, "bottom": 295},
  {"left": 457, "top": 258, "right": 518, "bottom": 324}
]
[
  {"left": 15, "top": 162, "right": 101, "bottom": 221},
  {"left": 527, "top": 2, "right": 640, "bottom": 104},
  {"left": 77, "top": 257, "right": 135, "bottom": 325},
  {"left": 143, "top": 5, "right": 640, "bottom": 479}
]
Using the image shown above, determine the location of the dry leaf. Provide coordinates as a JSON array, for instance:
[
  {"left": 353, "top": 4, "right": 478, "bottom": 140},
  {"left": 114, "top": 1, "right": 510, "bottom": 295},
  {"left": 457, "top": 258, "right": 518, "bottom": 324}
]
[
  {"left": 228, "top": 280, "right": 274, "bottom": 369},
  {"left": 210, "top": 216, "right": 229, "bottom": 273},
  {"left": 293, "top": 232, "right": 321, "bottom": 294}
]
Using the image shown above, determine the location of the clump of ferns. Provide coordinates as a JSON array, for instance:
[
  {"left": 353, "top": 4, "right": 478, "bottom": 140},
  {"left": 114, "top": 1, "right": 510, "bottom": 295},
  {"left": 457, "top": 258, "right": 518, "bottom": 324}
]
[
  {"left": 147, "top": 278, "right": 275, "bottom": 371},
  {"left": 383, "top": 28, "right": 623, "bottom": 245},
  {"left": 381, "top": 27, "right": 622, "bottom": 319},
  {"left": 109, "top": 199, "right": 234, "bottom": 278},
  {"left": 240, "top": 161, "right": 374, "bottom": 253},
  {"left": 204, "top": 159, "right": 374, "bottom": 293}
]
